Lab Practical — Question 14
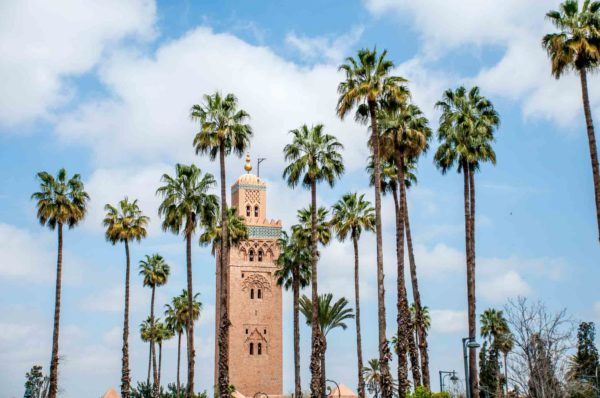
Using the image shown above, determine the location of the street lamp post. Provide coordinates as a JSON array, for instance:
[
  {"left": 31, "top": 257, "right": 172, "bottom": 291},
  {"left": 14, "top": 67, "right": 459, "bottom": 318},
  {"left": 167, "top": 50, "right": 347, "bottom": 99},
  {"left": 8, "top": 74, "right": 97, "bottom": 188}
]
[
  {"left": 463, "top": 337, "right": 481, "bottom": 398},
  {"left": 439, "top": 370, "right": 458, "bottom": 393}
]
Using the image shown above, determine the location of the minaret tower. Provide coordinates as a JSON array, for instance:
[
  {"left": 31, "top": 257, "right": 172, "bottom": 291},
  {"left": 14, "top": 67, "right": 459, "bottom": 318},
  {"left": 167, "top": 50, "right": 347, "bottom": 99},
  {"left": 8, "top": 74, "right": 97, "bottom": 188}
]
[{"left": 216, "top": 154, "right": 283, "bottom": 397}]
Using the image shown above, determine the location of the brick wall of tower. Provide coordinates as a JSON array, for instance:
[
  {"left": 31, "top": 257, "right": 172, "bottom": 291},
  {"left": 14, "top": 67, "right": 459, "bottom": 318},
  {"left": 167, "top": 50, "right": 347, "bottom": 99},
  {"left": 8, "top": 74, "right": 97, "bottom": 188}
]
[{"left": 215, "top": 173, "right": 282, "bottom": 397}]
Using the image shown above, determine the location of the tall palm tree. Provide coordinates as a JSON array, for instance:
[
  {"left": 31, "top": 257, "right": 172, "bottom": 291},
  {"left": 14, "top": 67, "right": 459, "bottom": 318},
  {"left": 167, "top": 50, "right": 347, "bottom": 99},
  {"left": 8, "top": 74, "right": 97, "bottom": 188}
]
[
  {"left": 434, "top": 86, "right": 500, "bottom": 398},
  {"left": 337, "top": 48, "right": 409, "bottom": 398},
  {"left": 379, "top": 99, "right": 432, "bottom": 390},
  {"left": 299, "top": 293, "right": 354, "bottom": 398},
  {"left": 165, "top": 290, "right": 202, "bottom": 398},
  {"left": 275, "top": 231, "right": 311, "bottom": 398},
  {"left": 543, "top": 0, "right": 600, "bottom": 242},
  {"left": 103, "top": 198, "right": 149, "bottom": 398},
  {"left": 191, "top": 92, "right": 252, "bottom": 398},
  {"left": 283, "top": 124, "right": 344, "bottom": 397},
  {"left": 156, "top": 164, "right": 218, "bottom": 397},
  {"left": 139, "top": 253, "right": 170, "bottom": 394},
  {"left": 331, "top": 193, "right": 374, "bottom": 398},
  {"left": 31, "top": 169, "right": 89, "bottom": 398}
]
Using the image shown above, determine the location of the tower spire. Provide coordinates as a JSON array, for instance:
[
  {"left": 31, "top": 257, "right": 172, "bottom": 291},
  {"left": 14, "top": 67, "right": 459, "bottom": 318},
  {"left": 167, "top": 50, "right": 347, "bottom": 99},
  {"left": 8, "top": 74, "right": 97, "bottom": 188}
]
[{"left": 244, "top": 153, "right": 252, "bottom": 173}]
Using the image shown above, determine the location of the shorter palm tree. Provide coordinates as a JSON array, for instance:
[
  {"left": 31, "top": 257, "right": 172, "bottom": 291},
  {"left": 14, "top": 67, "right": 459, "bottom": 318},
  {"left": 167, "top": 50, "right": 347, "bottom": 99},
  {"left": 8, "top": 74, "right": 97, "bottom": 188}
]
[
  {"left": 155, "top": 321, "right": 174, "bottom": 391},
  {"left": 364, "top": 359, "right": 382, "bottom": 398},
  {"left": 199, "top": 207, "right": 248, "bottom": 254},
  {"left": 31, "top": 169, "right": 89, "bottom": 398},
  {"left": 496, "top": 332, "right": 514, "bottom": 397},
  {"left": 299, "top": 293, "right": 354, "bottom": 398},
  {"left": 165, "top": 290, "right": 201, "bottom": 398},
  {"left": 331, "top": 193, "right": 374, "bottom": 398},
  {"left": 275, "top": 231, "right": 311, "bottom": 398},
  {"left": 291, "top": 206, "right": 332, "bottom": 248},
  {"left": 104, "top": 198, "right": 149, "bottom": 398},
  {"left": 139, "top": 253, "right": 170, "bottom": 391}
]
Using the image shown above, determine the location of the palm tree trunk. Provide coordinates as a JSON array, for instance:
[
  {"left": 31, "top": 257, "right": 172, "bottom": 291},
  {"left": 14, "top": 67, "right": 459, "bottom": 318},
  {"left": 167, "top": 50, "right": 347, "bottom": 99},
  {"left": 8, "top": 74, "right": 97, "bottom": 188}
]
[
  {"left": 392, "top": 180, "right": 409, "bottom": 398},
  {"left": 469, "top": 165, "right": 479, "bottom": 396},
  {"left": 321, "top": 350, "right": 327, "bottom": 398},
  {"left": 177, "top": 331, "right": 182, "bottom": 398},
  {"left": 402, "top": 189, "right": 429, "bottom": 389},
  {"left": 158, "top": 342, "right": 163, "bottom": 391},
  {"left": 368, "top": 99, "right": 392, "bottom": 398},
  {"left": 503, "top": 353, "right": 508, "bottom": 398},
  {"left": 462, "top": 162, "right": 477, "bottom": 398},
  {"left": 151, "top": 286, "right": 158, "bottom": 398},
  {"left": 185, "top": 232, "right": 195, "bottom": 398},
  {"left": 353, "top": 236, "right": 366, "bottom": 398},
  {"left": 309, "top": 181, "right": 325, "bottom": 398},
  {"left": 122, "top": 239, "right": 131, "bottom": 398},
  {"left": 579, "top": 69, "right": 600, "bottom": 243},
  {"left": 152, "top": 338, "right": 159, "bottom": 398},
  {"left": 293, "top": 271, "right": 302, "bottom": 398},
  {"left": 48, "top": 223, "right": 63, "bottom": 398},
  {"left": 148, "top": 286, "right": 156, "bottom": 386},
  {"left": 218, "top": 141, "right": 231, "bottom": 398}
]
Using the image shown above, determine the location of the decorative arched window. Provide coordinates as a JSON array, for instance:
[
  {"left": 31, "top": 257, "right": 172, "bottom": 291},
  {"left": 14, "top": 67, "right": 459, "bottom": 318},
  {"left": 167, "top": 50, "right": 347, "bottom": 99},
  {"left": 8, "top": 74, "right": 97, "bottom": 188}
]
[
  {"left": 257, "top": 250, "right": 263, "bottom": 262},
  {"left": 246, "top": 205, "right": 251, "bottom": 217},
  {"left": 250, "top": 289, "right": 254, "bottom": 299},
  {"left": 254, "top": 205, "right": 259, "bottom": 217},
  {"left": 249, "top": 342, "right": 254, "bottom": 355},
  {"left": 249, "top": 249, "right": 254, "bottom": 262},
  {"left": 257, "top": 343, "right": 262, "bottom": 355},
  {"left": 257, "top": 289, "right": 262, "bottom": 299}
]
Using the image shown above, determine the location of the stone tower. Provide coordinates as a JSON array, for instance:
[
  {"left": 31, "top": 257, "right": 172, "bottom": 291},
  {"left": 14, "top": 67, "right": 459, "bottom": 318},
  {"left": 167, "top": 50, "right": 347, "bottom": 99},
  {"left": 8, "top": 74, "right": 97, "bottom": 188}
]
[{"left": 215, "top": 154, "right": 283, "bottom": 397}]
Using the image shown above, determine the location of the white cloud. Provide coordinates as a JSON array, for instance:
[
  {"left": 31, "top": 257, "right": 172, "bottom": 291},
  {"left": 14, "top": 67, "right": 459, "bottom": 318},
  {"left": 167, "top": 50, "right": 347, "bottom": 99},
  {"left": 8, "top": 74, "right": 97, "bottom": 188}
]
[
  {"left": 285, "top": 26, "right": 364, "bottom": 63},
  {"left": 429, "top": 309, "right": 467, "bottom": 334},
  {"left": 55, "top": 27, "right": 369, "bottom": 171},
  {"left": 83, "top": 163, "right": 173, "bottom": 236},
  {"left": 413, "top": 243, "right": 464, "bottom": 277},
  {"left": 79, "top": 283, "right": 154, "bottom": 314},
  {"left": 0, "top": 0, "right": 156, "bottom": 125},
  {"left": 479, "top": 270, "right": 532, "bottom": 303},
  {"left": 0, "top": 223, "right": 84, "bottom": 284}
]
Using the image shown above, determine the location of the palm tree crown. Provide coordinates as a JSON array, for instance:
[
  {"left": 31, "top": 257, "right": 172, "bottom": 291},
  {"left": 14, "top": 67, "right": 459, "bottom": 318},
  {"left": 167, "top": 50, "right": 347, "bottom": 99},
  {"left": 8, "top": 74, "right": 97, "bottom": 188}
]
[
  {"left": 156, "top": 164, "right": 219, "bottom": 237},
  {"left": 191, "top": 92, "right": 253, "bottom": 159},
  {"left": 139, "top": 254, "right": 170, "bottom": 289},
  {"left": 331, "top": 193, "right": 375, "bottom": 242},
  {"left": 434, "top": 86, "right": 500, "bottom": 173},
  {"left": 199, "top": 207, "right": 249, "bottom": 254},
  {"left": 291, "top": 206, "right": 332, "bottom": 247},
  {"left": 378, "top": 101, "right": 432, "bottom": 161},
  {"left": 103, "top": 198, "right": 149, "bottom": 244},
  {"left": 337, "top": 48, "right": 408, "bottom": 119},
  {"left": 480, "top": 308, "right": 509, "bottom": 346},
  {"left": 299, "top": 293, "right": 355, "bottom": 336},
  {"left": 542, "top": 0, "right": 600, "bottom": 77},
  {"left": 275, "top": 231, "right": 311, "bottom": 291},
  {"left": 282, "top": 124, "right": 345, "bottom": 189},
  {"left": 32, "top": 168, "right": 89, "bottom": 229}
]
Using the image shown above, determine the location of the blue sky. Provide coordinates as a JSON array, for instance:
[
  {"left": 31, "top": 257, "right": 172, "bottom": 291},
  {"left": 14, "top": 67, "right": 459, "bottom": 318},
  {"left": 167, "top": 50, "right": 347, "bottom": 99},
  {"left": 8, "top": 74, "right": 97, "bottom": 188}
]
[{"left": 1, "top": 0, "right": 599, "bottom": 397}]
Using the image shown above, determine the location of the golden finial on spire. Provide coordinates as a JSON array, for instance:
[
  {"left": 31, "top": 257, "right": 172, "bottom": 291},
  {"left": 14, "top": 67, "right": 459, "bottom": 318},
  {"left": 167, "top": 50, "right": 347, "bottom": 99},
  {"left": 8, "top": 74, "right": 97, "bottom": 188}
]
[{"left": 244, "top": 153, "right": 252, "bottom": 172}]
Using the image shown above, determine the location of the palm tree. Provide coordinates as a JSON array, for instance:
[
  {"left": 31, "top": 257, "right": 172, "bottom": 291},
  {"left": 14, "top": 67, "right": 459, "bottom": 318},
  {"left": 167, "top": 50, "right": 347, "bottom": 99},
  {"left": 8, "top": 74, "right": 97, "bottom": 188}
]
[
  {"left": 299, "top": 293, "right": 354, "bottom": 398},
  {"left": 331, "top": 193, "right": 374, "bottom": 398},
  {"left": 337, "top": 48, "right": 409, "bottom": 398},
  {"left": 199, "top": 207, "right": 249, "bottom": 255},
  {"left": 496, "top": 333, "right": 514, "bottom": 397},
  {"left": 165, "top": 290, "right": 202, "bottom": 398},
  {"left": 379, "top": 99, "right": 432, "bottom": 390},
  {"left": 364, "top": 359, "right": 382, "bottom": 398},
  {"left": 156, "top": 164, "right": 218, "bottom": 397},
  {"left": 275, "top": 231, "right": 311, "bottom": 398},
  {"left": 191, "top": 92, "right": 252, "bottom": 398},
  {"left": 155, "top": 320, "right": 174, "bottom": 392},
  {"left": 543, "top": 0, "right": 600, "bottom": 242},
  {"left": 283, "top": 124, "right": 344, "bottom": 397},
  {"left": 434, "top": 86, "right": 500, "bottom": 398},
  {"left": 291, "top": 206, "right": 332, "bottom": 248},
  {"left": 139, "top": 253, "right": 170, "bottom": 394},
  {"left": 103, "top": 198, "right": 149, "bottom": 398},
  {"left": 31, "top": 169, "right": 89, "bottom": 398}
]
